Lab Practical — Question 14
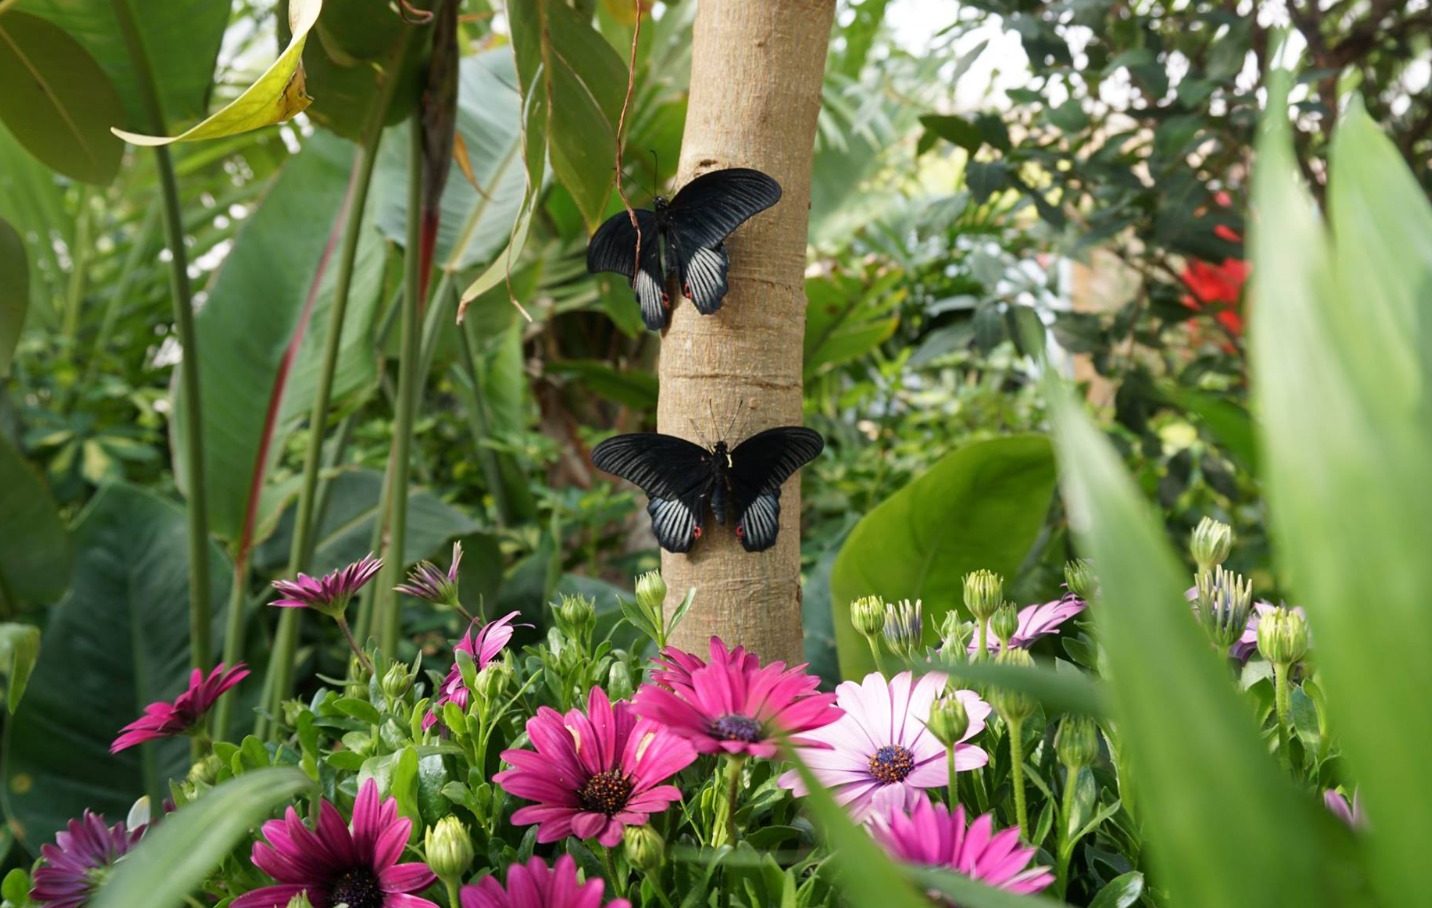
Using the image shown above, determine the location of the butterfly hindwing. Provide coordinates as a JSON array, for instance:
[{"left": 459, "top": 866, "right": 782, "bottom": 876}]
[
  {"left": 727, "top": 427, "right": 825, "bottom": 552},
  {"left": 669, "top": 235, "right": 729, "bottom": 315},
  {"left": 587, "top": 209, "right": 669, "bottom": 331},
  {"left": 591, "top": 433, "right": 715, "bottom": 553}
]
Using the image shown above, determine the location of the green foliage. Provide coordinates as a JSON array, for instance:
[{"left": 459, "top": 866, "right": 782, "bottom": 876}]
[
  {"left": 0, "top": 216, "right": 26, "bottom": 376},
  {"left": 0, "top": 433, "right": 71, "bottom": 610},
  {"left": 0, "top": 623, "right": 41, "bottom": 714}
]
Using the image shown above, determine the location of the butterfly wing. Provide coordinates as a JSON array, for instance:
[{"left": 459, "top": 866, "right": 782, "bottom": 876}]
[
  {"left": 726, "top": 427, "right": 824, "bottom": 552},
  {"left": 587, "top": 208, "right": 670, "bottom": 331},
  {"left": 664, "top": 169, "right": 781, "bottom": 316},
  {"left": 591, "top": 433, "right": 714, "bottom": 553}
]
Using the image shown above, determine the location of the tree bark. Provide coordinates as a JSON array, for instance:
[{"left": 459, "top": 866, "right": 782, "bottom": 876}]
[{"left": 657, "top": 0, "right": 835, "bottom": 665}]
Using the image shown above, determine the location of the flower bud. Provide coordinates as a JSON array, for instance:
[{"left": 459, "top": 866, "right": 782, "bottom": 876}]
[
  {"left": 286, "top": 895, "right": 316, "bottom": 908},
  {"left": 1063, "top": 559, "right": 1097, "bottom": 600},
  {"left": 1196, "top": 566, "right": 1254, "bottom": 650},
  {"left": 990, "top": 648, "right": 1037, "bottom": 724},
  {"left": 963, "top": 570, "right": 1004, "bottom": 622},
  {"left": 990, "top": 604, "right": 1020, "bottom": 650},
  {"left": 1256, "top": 607, "right": 1309, "bottom": 667},
  {"left": 476, "top": 656, "right": 512, "bottom": 703},
  {"left": 425, "top": 816, "right": 474, "bottom": 882},
  {"left": 555, "top": 594, "right": 597, "bottom": 644},
  {"left": 1191, "top": 516, "right": 1234, "bottom": 574},
  {"left": 635, "top": 571, "right": 667, "bottom": 614},
  {"left": 381, "top": 660, "right": 416, "bottom": 702},
  {"left": 623, "top": 823, "right": 665, "bottom": 873},
  {"left": 1054, "top": 715, "right": 1099, "bottom": 769},
  {"left": 850, "top": 595, "right": 887, "bottom": 640},
  {"left": 925, "top": 692, "right": 970, "bottom": 747},
  {"left": 937, "top": 612, "right": 972, "bottom": 664},
  {"left": 187, "top": 754, "right": 222, "bottom": 786},
  {"left": 882, "top": 598, "right": 924, "bottom": 654},
  {"left": 607, "top": 660, "right": 635, "bottom": 702}
]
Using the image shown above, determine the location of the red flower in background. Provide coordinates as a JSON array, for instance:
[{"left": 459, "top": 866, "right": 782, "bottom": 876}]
[{"left": 1180, "top": 191, "right": 1248, "bottom": 336}]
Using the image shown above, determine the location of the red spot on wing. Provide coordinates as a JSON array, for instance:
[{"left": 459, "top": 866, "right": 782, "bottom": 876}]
[
  {"left": 735, "top": 525, "right": 745, "bottom": 538},
  {"left": 692, "top": 526, "right": 702, "bottom": 539}
]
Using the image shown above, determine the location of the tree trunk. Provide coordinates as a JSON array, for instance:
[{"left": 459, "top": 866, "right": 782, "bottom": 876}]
[{"left": 657, "top": 0, "right": 835, "bottom": 665}]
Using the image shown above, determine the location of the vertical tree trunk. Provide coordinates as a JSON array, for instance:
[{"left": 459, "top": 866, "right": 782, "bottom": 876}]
[{"left": 657, "top": 0, "right": 835, "bottom": 665}]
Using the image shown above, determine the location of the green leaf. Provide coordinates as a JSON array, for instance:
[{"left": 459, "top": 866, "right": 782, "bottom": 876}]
[
  {"left": 0, "top": 217, "right": 26, "bottom": 376},
  {"left": 0, "top": 12, "right": 123, "bottom": 184},
  {"left": 1047, "top": 381, "right": 1354, "bottom": 906},
  {"left": 92, "top": 767, "right": 311, "bottom": 908},
  {"left": 547, "top": 359, "right": 658, "bottom": 409},
  {"left": 804, "top": 269, "right": 903, "bottom": 380},
  {"left": 919, "top": 114, "right": 983, "bottom": 153},
  {"left": 298, "top": 0, "right": 422, "bottom": 140},
  {"left": 0, "top": 433, "right": 71, "bottom": 610},
  {"left": 1249, "top": 87, "right": 1432, "bottom": 902},
  {"left": 1087, "top": 872, "right": 1144, "bottom": 908},
  {"left": 831, "top": 435, "right": 1057, "bottom": 677},
  {"left": 0, "top": 623, "right": 40, "bottom": 714},
  {"left": 910, "top": 867, "right": 1066, "bottom": 907},
  {"left": 918, "top": 657, "right": 1108, "bottom": 719},
  {"left": 3, "top": 483, "right": 231, "bottom": 848}
]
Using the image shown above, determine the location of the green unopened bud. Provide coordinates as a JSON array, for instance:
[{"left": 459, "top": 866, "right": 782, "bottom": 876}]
[
  {"left": 1256, "top": 607, "right": 1309, "bottom": 667},
  {"left": 1055, "top": 715, "right": 1100, "bottom": 769},
  {"left": 285, "top": 894, "right": 316, "bottom": 908},
  {"left": 882, "top": 598, "right": 924, "bottom": 654},
  {"left": 1196, "top": 566, "right": 1254, "bottom": 650},
  {"left": 623, "top": 823, "right": 665, "bottom": 873},
  {"left": 964, "top": 570, "right": 1004, "bottom": 622},
  {"left": 925, "top": 692, "right": 970, "bottom": 747},
  {"left": 607, "top": 660, "right": 635, "bottom": 701},
  {"left": 850, "top": 595, "right": 887, "bottom": 640},
  {"left": 1064, "top": 559, "right": 1097, "bottom": 600},
  {"left": 476, "top": 656, "right": 512, "bottom": 703},
  {"left": 635, "top": 571, "right": 667, "bottom": 614},
  {"left": 381, "top": 660, "right": 416, "bottom": 702},
  {"left": 187, "top": 754, "right": 222, "bottom": 786},
  {"left": 990, "top": 604, "right": 1019, "bottom": 650},
  {"left": 937, "top": 612, "right": 972, "bottom": 664},
  {"left": 990, "top": 648, "right": 1037, "bottom": 724},
  {"left": 425, "top": 816, "right": 474, "bottom": 881},
  {"left": 1191, "top": 517, "right": 1234, "bottom": 574},
  {"left": 555, "top": 594, "right": 597, "bottom": 643}
]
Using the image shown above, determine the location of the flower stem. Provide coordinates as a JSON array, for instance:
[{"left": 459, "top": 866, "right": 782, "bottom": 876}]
[
  {"left": 1055, "top": 764, "right": 1079, "bottom": 898},
  {"left": 1007, "top": 716, "right": 1028, "bottom": 838},
  {"left": 866, "top": 636, "right": 886, "bottom": 675},
  {"left": 1273, "top": 663, "right": 1294, "bottom": 769},
  {"left": 336, "top": 615, "right": 374, "bottom": 675},
  {"left": 976, "top": 619, "right": 989, "bottom": 661},
  {"left": 444, "top": 878, "right": 461, "bottom": 908},
  {"left": 946, "top": 745, "right": 959, "bottom": 809},
  {"left": 722, "top": 755, "right": 745, "bottom": 847}
]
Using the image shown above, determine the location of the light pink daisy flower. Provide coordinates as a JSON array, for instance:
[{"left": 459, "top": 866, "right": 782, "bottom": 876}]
[
  {"left": 969, "top": 596, "right": 1086, "bottom": 654},
  {"left": 494, "top": 686, "right": 697, "bottom": 848},
  {"left": 871, "top": 798, "right": 1054, "bottom": 897},
  {"left": 232, "top": 778, "right": 437, "bottom": 908},
  {"left": 30, "top": 811, "right": 143, "bottom": 908},
  {"left": 777, "top": 671, "right": 990, "bottom": 823},
  {"left": 110, "top": 662, "right": 250, "bottom": 752},
  {"left": 422, "top": 611, "right": 521, "bottom": 730},
  {"left": 460, "top": 854, "right": 630, "bottom": 908},
  {"left": 1324, "top": 789, "right": 1368, "bottom": 830},
  {"left": 271, "top": 554, "right": 383, "bottom": 618},
  {"left": 632, "top": 637, "right": 842, "bottom": 759}
]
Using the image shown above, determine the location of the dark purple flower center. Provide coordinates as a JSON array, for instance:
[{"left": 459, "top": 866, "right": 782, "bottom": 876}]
[
  {"left": 868, "top": 745, "right": 916, "bottom": 784},
  {"left": 709, "top": 714, "right": 763, "bottom": 743},
  {"left": 578, "top": 770, "right": 635, "bottom": 816},
  {"left": 330, "top": 867, "right": 383, "bottom": 908}
]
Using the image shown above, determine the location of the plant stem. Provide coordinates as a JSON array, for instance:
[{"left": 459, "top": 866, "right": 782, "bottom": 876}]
[
  {"left": 443, "top": 879, "right": 461, "bottom": 908},
  {"left": 977, "top": 619, "right": 989, "bottom": 661},
  {"left": 1007, "top": 716, "right": 1029, "bottom": 838},
  {"left": 722, "top": 755, "right": 744, "bottom": 847},
  {"left": 375, "top": 119, "right": 427, "bottom": 660},
  {"left": 112, "top": 0, "right": 212, "bottom": 671},
  {"left": 946, "top": 745, "right": 959, "bottom": 809},
  {"left": 1056, "top": 764, "right": 1080, "bottom": 898},
  {"left": 336, "top": 615, "right": 374, "bottom": 675},
  {"left": 211, "top": 554, "right": 250, "bottom": 739},
  {"left": 865, "top": 636, "right": 885, "bottom": 675},
  {"left": 1273, "top": 664, "right": 1293, "bottom": 769}
]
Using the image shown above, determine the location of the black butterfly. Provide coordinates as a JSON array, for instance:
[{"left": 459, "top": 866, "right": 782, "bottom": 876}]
[
  {"left": 586, "top": 168, "right": 782, "bottom": 332},
  {"left": 591, "top": 427, "right": 824, "bottom": 553}
]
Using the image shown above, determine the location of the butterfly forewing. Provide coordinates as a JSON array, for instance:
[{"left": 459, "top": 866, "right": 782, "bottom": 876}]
[
  {"left": 591, "top": 434, "right": 714, "bottom": 553},
  {"left": 728, "top": 427, "right": 825, "bottom": 552},
  {"left": 587, "top": 209, "right": 669, "bottom": 331},
  {"left": 666, "top": 168, "right": 783, "bottom": 249}
]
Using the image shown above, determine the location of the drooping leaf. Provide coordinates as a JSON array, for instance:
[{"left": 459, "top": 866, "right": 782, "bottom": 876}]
[
  {"left": 299, "top": 0, "right": 423, "bottom": 140},
  {"left": 0, "top": 217, "right": 27, "bottom": 375},
  {"left": 0, "top": 433, "right": 71, "bottom": 611},
  {"left": 0, "top": 623, "right": 41, "bottom": 714},
  {"left": 92, "top": 767, "right": 312, "bottom": 908},
  {"left": 112, "top": 0, "right": 322, "bottom": 146},
  {"left": 831, "top": 435, "right": 1058, "bottom": 677},
  {"left": 0, "top": 12, "right": 123, "bottom": 184},
  {"left": 3, "top": 483, "right": 231, "bottom": 848}
]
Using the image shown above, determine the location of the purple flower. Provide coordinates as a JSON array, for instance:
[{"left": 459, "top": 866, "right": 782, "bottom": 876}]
[
  {"left": 871, "top": 798, "right": 1054, "bottom": 897},
  {"left": 422, "top": 611, "right": 520, "bottom": 730},
  {"left": 1324, "top": 789, "right": 1368, "bottom": 830},
  {"left": 968, "top": 596, "right": 1086, "bottom": 654},
  {"left": 271, "top": 554, "right": 383, "bottom": 619},
  {"left": 232, "top": 778, "right": 437, "bottom": 908},
  {"left": 778, "top": 671, "right": 990, "bottom": 823},
  {"left": 111, "top": 662, "right": 250, "bottom": 752},
  {"left": 460, "top": 855, "right": 631, "bottom": 908},
  {"left": 30, "top": 811, "right": 143, "bottom": 908},
  {"left": 395, "top": 543, "right": 463, "bottom": 606},
  {"left": 632, "top": 637, "right": 843, "bottom": 759},
  {"left": 494, "top": 687, "right": 697, "bottom": 848}
]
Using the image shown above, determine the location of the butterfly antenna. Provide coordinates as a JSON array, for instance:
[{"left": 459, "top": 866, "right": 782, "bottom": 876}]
[
  {"left": 684, "top": 413, "right": 710, "bottom": 449},
  {"left": 648, "top": 149, "right": 660, "bottom": 197},
  {"left": 725, "top": 399, "right": 747, "bottom": 443}
]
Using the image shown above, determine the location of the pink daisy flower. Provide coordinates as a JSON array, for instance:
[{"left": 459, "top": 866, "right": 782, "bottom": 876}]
[
  {"left": 460, "top": 854, "right": 631, "bottom": 908},
  {"left": 396, "top": 542, "right": 463, "bottom": 606},
  {"left": 271, "top": 554, "right": 383, "bottom": 618},
  {"left": 422, "top": 611, "right": 521, "bottom": 730},
  {"left": 968, "top": 596, "right": 1086, "bottom": 654},
  {"left": 232, "top": 778, "right": 437, "bottom": 908},
  {"left": 871, "top": 798, "right": 1054, "bottom": 897},
  {"left": 110, "top": 662, "right": 250, "bottom": 752},
  {"left": 1324, "top": 789, "right": 1368, "bottom": 830},
  {"left": 778, "top": 671, "right": 990, "bottom": 823},
  {"left": 30, "top": 811, "right": 143, "bottom": 908},
  {"left": 632, "top": 637, "right": 843, "bottom": 759},
  {"left": 494, "top": 686, "right": 697, "bottom": 848}
]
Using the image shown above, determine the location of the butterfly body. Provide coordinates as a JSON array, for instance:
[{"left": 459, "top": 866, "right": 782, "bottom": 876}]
[
  {"left": 587, "top": 168, "right": 781, "bottom": 331},
  {"left": 591, "top": 427, "right": 823, "bottom": 553}
]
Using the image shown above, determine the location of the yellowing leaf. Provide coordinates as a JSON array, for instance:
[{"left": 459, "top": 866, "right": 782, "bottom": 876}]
[{"left": 110, "top": 0, "right": 322, "bottom": 146}]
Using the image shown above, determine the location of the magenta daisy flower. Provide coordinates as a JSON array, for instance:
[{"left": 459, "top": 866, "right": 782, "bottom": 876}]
[
  {"left": 271, "top": 554, "right": 383, "bottom": 618},
  {"left": 778, "top": 671, "right": 990, "bottom": 823},
  {"left": 395, "top": 542, "right": 463, "bottom": 606},
  {"left": 232, "top": 778, "right": 437, "bottom": 908},
  {"left": 871, "top": 798, "right": 1054, "bottom": 897},
  {"left": 422, "top": 611, "right": 521, "bottom": 730},
  {"left": 460, "top": 855, "right": 630, "bottom": 908},
  {"left": 30, "top": 811, "right": 143, "bottom": 908},
  {"left": 110, "top": 662, "right": 250, "bottom": 752},
  {"left": 632, "top": 637, "right": 842, "bottom": 759},
  {"left": 494, "top": 686, "right": 697, "bottom": 848},
  {"left": 1324, "top": 789, "right": 1368, "bottom": 830},
  {"left": 968, "top": 596, "right": 1086, "bottom": 654}
]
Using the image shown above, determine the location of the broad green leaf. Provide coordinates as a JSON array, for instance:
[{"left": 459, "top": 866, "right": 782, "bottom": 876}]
[
  {"left": 1250, "top": 88, "right": 1432, "bottom": 903},
  {"left": 1087, "top": 872, "right": 1144, "bottom": 908},
  {"left": 0, "top": 623, "right": 40, "bottom": 714},
  {"left": 0, "top": 127, "right": 70, "bottom": 324},
  {"left": 919, "top": 114, "right": 983, "bottom": 153},
  {"left": 3, "top": 483, "right": 231, "bottom": 848},
  {"left": 831, "top": 435, "right": 1057, "bottom": 677},
  {"left": 92, "top": 767, "right": 311, "bottom": 908},
  {"left": 1047, "top": 382, "right": 1354, "bottom": 906},
  {"left": 0, "top": 12, "right": 123, "bottom": 184},
  {"left": 547, "top": 359, "right": 657, "bottom": 409},
  {"left": 910, "top": 867, "right": 1065, "bottom": 907},
  {"left": 112, "top": 0, "right": 321, "bottom": 146},
  {"left": 0, "top": 433, "right": 71, "bottom": 610},
  {"left": 804, "top": 269, "right": 903, "bottom": 380},
  {"left": 0, "top": 217, "right": 26, "bottom": 375},
  {"left": 298, "top": 0, "right": 422, "bottom": 140}
]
